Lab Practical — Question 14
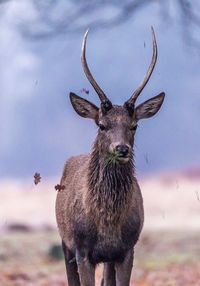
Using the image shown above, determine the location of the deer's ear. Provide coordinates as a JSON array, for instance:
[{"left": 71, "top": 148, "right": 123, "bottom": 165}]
[
  {"left": 69, "top": 92, "right": 99, "bottom": 122},
  {"left": 135, "top": 92, "right": 165, "bottom": 120}
]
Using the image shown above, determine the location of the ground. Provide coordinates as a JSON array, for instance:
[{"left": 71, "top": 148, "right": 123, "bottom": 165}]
[
  {"left": 0, "top": 229, "right": 199, "bottom": 286},
  {"left": 0, "top": 171, "right": 200, "bottom": 285}
]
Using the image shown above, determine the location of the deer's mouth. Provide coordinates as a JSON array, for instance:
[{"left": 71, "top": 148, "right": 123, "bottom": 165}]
[
  {"left": 106, "top": 150, "right": 130, "bottom": 164},
  {"left": 117, "top": 154, "right": 130, "bottom": 163}
]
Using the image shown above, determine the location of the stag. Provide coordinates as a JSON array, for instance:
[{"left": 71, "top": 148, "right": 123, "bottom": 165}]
[{"left": 56, "top": 27, "right": 165, "bottom": 286}]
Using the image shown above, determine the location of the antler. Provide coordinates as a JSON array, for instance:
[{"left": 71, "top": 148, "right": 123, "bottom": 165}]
[
  {"left": 81, "top": 29, "right": 112, "bottom": 111},
  {"left": 125, "top": 27, "right": 158, "bottom": 109}
]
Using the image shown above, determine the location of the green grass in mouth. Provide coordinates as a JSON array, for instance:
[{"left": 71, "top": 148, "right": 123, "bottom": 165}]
[{"left": 105, "top": 150, "right": 121, "bottom": 165}]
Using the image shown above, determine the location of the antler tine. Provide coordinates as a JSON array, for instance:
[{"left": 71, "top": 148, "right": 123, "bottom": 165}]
[
  {"left": 126, "top": 27, "right": 158, "bottom": 106},
  {"left": 81, "top": 29, "right": 111, "bottom": 107}
]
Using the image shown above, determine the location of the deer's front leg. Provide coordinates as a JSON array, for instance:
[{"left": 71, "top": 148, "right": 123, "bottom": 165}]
[
  {"left": 62, "top": 241, "right": 80, "bottom": 286},
  {"left": 76, "top": 249, "right": 95, "bottom": 286},
  {"left": 101, "top": 262, "right": 116, "bottom": 286},
  {"left": 115, "top": 249, "right": 134, "bottom": 286}
]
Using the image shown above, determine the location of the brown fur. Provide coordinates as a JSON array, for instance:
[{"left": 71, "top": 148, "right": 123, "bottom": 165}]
[
  {"left": 55, "top": 105, "right": 143, "bottom": 286},
  {"left": 56, "top": 35, "right": 165, "bottom": 285}
]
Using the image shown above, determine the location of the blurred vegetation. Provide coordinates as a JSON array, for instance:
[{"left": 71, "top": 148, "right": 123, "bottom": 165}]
[
  {"left": 1, "top": 0, "right": 200, "bottom": 47},
  {"left": 48, "top": 244, "right": 63, "bottom": 260},
  {"left": 0, "top": 229, "right": 199, "bottom": 285}
]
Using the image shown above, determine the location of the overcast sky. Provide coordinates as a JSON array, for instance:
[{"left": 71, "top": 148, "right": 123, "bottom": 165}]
[{"left": 1, "top": 0, "right": 200, "bottom": 178}]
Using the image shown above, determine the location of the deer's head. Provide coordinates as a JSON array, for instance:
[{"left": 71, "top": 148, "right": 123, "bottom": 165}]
[{"left": 70, "top": 28, "right": 165, "bottom": 163}]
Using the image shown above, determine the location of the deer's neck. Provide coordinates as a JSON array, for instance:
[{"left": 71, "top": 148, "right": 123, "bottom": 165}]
[{"left": 87, "top": 140, "right": 134, "bottom": 214}]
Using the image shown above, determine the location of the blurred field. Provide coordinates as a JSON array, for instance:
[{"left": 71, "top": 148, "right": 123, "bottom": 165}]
[
  {"left": 0, "top": 170, "right": 200, "bottom": 285},
  {"left": 0, "top": 229, "right": 199, "bottom": 286}
]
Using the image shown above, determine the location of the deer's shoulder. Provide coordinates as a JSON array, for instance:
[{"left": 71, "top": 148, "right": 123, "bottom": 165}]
[
  {"left": 61, "top": 153, "right": 90, "bottom": 185},
  {"left": 65, "top": 153, "right": 90, "bottom": 168}
]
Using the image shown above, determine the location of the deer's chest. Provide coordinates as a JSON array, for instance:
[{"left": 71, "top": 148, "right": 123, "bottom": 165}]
[{"left": 74, "top": 212, "right": 141, "bottom": 264}]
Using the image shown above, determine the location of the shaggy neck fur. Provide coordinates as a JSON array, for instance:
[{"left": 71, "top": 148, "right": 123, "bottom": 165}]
[{"left": 87, "top": 139, "right": 134, "bottom": 219}]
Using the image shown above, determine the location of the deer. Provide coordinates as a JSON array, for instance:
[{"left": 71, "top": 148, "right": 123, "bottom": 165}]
[{"left": 56, "top": 27, "right": 165, "bottom": 286}]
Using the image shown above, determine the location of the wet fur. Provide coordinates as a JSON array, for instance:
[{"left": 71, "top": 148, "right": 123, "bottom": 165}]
[
  {"left": 56, "top": 127, "right": 144, "bottom": 271},
  {"left": 56, "top": 27, "right": 165, "bottom": 284},
  {"left": 55, "top": 98, "right": 164, "bottom": 285}
]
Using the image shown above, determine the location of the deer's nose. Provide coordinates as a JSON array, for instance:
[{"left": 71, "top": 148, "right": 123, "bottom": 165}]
[{"left": 115, "top": 145, "right": 129, "bottom": 157}]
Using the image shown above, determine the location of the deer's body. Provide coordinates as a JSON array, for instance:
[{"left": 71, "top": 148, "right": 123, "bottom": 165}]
[
  {"left": 56, "top": 29, "right": 165, "bottom": 286},
  {"left": 56, "top": 145, "right": 143, "bottom": 265}
]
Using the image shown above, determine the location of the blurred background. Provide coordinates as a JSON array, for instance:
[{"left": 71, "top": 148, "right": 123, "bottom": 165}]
[{"left": 0, "top": 0, "right": 200, "bottom": 285}]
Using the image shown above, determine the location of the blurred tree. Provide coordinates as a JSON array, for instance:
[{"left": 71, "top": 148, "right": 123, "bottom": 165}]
[
  {"left": 1, "top": 0, "right": 200, "bottom": 47},
  {"left": 0, "top": 0, "right": 11, "bottom": 3}
]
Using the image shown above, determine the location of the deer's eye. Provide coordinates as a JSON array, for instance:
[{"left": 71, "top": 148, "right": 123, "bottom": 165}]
[
  {"left": 130, "top": 124, "right": 138, "bottom": 131},
  {"left": 99, "top": 123, "right": 106, "bottom": 131}
]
